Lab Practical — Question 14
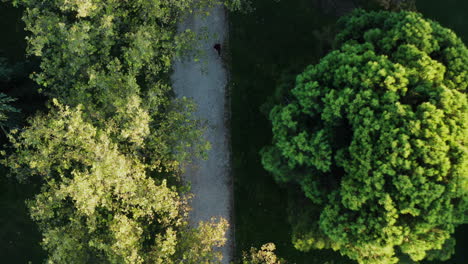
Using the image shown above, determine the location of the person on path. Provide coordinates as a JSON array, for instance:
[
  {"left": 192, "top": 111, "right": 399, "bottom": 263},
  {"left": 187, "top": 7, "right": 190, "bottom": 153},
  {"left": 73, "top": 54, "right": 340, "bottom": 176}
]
[{"left": 213, "top": 43, "right": 221, "bottom": 56}]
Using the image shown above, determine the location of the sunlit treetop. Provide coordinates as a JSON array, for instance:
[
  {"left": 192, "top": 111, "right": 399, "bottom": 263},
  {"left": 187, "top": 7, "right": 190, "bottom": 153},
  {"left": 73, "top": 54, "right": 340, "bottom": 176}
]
[
  {"left": 14, "top": 0, "right": 212, "bottom": 173},
  {"left": 5, "top": 101, "right": 227, "bottom": 264},
  {"left": 262, "top": 9, "right": 467, "bottom": 264}
]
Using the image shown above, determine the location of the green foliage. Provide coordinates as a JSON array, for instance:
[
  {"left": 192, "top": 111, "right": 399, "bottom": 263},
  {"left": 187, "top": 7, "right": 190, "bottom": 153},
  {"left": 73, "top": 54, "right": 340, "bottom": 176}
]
[
  {"left": 0, "top": 93, "right": 18, "bottom": 130},
  {"left": 261, "top": 10, "right": 468, "bottom": 264},
  {"left": 5, "top": 102, "right": 226, "bottom": 263},
  {"left": 0, "top": 57, "right": 20, "bottom": 131},
  {"left": 6, "top": 0, "right": 226, "bottom": 262},
  {"left": 242, "top": 243, "right": 285, "bottom": 264},
  {"left": 145, "top": 97, "right": 210, "bottom": 173},
  {"left": 224, "top": 0, "right": 254, "bottom": 13},
  {"left": 176, "top": 218, "right": 228, "bottom": 263},
  {"left": 14, "top": 0, "right": 211, "bottom": 171},
  {"left": 14, "top": 0, "right": 231, "bottom": 111}
]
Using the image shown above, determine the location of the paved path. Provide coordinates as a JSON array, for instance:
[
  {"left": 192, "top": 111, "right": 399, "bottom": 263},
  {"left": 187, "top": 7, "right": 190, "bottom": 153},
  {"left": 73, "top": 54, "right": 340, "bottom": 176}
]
[{"left": 171, "top": 5, "right": 233, "bottom": 263}]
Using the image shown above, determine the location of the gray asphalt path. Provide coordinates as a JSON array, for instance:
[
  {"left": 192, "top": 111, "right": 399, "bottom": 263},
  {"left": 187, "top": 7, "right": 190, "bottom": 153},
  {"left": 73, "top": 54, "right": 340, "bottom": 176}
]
[{"left": 171, "top": 4, "right": 233, "bottom": 263}]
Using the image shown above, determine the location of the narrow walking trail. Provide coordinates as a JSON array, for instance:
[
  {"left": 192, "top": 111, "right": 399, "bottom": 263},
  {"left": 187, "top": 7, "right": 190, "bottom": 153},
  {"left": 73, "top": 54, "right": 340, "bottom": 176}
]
[{"left": 171, "top": 4, "right": 233, "bottom": 263}]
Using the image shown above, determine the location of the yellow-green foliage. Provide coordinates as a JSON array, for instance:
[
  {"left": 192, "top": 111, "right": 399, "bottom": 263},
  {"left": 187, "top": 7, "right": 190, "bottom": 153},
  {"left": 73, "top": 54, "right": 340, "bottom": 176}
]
[
  {"left": 14, "top": 0, "right": 211, "bottom": 171},
  {"left": 6, "top": 102, "right": 226, "bottom": 264},
  {"left": 5, "top": 0, "right": 225, "bottom": 262},
  {"left": 242, "top": 243, "right": 284, "bottom": 264},
  {"left": 7, "top": 102, "right": 180, "bottom": 263},
  {"left": 0, "top": 93, "right": 18, "bottom": 129},
  {"left": 261, "top": 10, "right": 467, "bottom": 264}
]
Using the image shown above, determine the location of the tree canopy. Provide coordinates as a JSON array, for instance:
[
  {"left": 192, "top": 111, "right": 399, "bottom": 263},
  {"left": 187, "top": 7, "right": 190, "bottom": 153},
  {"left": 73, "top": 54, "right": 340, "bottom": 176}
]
[
  {"left": 6, "top": 101, "right": 227, "bottom": 263},
  {"left": 4, "top": 0, "right": 228, "bottom": 262},
  {"left": 261, "top": 9, "right": 467, "bottom": 264},
  {"left": 14, "top": 0, "right": 211, "bottom": 171}
]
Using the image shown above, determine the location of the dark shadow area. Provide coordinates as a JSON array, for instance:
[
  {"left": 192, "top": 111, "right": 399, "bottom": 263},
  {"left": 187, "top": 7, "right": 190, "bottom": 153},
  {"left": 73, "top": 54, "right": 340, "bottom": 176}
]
[
  {"left": 0, "top": 2, "right": 47, "bottom": 263},
  {"left": 229, "top": 0, "right": 353, "bottom": 262}
]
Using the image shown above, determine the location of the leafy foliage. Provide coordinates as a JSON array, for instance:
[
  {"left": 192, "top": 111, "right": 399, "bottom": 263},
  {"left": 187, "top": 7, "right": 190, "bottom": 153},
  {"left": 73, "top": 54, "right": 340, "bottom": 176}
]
[
  {"left": 13, "top": 0, "right": 211, "bottom": 171},
  {"left": 224, "top": 0, "right": 254, "bottom": 13},
  {"left": 0, "top": 93, "right": 18, "bottom": 130},
  {"left": 5, "top": 102, "right": 226, "bottom": 263},
  {"left": 242, "top": 243, "right": 285, "bottom": 264},
  {"left": 261, "top": 10, "right": 468, "bottom": 264},
  {"left": 0, "top": 57, "right": 20, "bottom": 130},
  {"left": 175, "top": 217, "right": 229, "bottom": 263},
  {"left": 6, "top": 0, "right": 227, "bottom": 262}
]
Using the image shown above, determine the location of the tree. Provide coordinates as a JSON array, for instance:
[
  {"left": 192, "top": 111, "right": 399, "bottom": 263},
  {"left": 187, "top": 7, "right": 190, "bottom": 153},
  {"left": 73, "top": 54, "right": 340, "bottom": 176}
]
[
  {"left": 13, "top": 0, "right": 213, "bottom": 172},
  {"left": 261, "top": 10, "right": 467, "bottom": 264},
  {"left": 5, "top": 101, "right": 227, "bottom": 264}
]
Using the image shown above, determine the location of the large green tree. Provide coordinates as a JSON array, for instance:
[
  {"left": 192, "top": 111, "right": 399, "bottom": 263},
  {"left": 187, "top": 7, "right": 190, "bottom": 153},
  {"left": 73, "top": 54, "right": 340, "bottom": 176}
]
[
  {"left": 6, "top": 101, "right": 227, "bottom": 264},
  {"left": 261, "top": 10, "right": 467, "bottom": 264}
]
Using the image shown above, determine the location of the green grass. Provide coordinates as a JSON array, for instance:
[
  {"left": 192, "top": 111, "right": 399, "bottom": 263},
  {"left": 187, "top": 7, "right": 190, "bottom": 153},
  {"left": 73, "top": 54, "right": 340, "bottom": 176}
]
[
  {"left": 228, "top": 1, "right": 352, "bottom": 263},
  {"left": 0, "top": 174, "right": 45, "bottom": 263},
  {"left": 0, "top": 2, "right": 27, "bottom": 63},
  {"left": 229, "top": 1, "right": 468, "bottom": 263}
]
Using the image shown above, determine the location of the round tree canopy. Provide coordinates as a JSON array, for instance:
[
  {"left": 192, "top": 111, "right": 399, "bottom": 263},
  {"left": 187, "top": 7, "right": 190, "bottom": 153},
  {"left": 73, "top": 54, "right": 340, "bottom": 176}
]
[{"left": 262, "top": 9, "right": 467, "bottom": 264}]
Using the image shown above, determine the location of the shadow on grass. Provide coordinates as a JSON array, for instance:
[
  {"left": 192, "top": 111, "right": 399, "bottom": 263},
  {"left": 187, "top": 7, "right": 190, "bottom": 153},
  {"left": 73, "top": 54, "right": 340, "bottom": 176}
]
[{"left": 228, "top": 0, "right": 352, "bottom": 263}]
